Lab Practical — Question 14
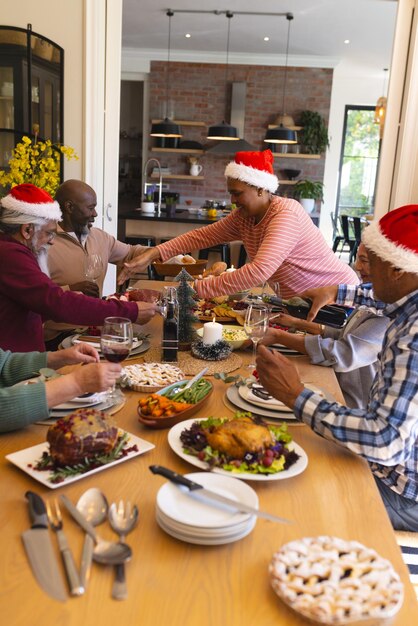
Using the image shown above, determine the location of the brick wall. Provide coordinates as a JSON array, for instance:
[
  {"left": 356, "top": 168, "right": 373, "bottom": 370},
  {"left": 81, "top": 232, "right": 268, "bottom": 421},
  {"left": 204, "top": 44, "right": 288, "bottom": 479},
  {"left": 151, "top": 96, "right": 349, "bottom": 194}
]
[{"left": 148, "top": 61, "right": 333, "bottom": 203}]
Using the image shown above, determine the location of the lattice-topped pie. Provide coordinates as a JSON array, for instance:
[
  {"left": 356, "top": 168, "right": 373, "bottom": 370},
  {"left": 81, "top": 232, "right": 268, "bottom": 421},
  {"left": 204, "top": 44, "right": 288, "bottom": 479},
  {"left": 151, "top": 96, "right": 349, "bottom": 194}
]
[
  {"left": 120, "top": 363, "right": 184, "bottom": 391},
  {"left": 269, "top": 536, "right": 403, "bottom": 624}
]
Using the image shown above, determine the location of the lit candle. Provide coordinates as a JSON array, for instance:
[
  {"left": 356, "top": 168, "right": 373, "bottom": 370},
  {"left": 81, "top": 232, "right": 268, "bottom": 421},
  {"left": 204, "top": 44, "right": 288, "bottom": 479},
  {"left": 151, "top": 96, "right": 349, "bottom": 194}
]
[
  {"left": 202, "top": 317, "right": 223, "bottom": 345},
  {"left": 225, "top": 264, "right": 236, "bottom": 273}
]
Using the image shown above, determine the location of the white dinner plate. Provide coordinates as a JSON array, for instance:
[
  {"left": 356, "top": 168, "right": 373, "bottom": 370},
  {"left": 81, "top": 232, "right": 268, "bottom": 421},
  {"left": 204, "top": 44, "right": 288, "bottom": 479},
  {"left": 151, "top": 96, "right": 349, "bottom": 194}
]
[
  {"left": 226, "top": 385, "right": 297, "bottom": 421},
  {"left": 156, "top": 507, "right": 254, "bottom": 537},
  {"left": 72, "top": 335, "right": 142, "bottom": 350},
  {"left": 270, "top": 343, "right": 302, "bottom": 356},
  {"left": 6, "top": 430, "right": 154, "bottom": 489},
  {"left": 156, "top": 471, "right": 258, "bottom": 528},
  {"left": 59, "top": 335, "right": 150, "bottom": 358},
  {"left": 167, "top": 418, "right": 308, "bottom": 482},
  {"left": 51, "top": 391, "right": 108, "bottom": 411},
  {"left": 238, "top": 384, "right": 293, "bottom": 412},
  {"left": 156, "top": 511, "right": 256, "bottom": 545}
]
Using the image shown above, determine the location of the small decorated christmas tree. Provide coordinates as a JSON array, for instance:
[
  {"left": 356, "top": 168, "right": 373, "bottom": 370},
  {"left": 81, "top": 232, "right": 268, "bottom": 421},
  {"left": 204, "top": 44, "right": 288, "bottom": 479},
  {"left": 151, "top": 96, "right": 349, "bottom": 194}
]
[{"left": 174, "top": 268, "right": 198, "bottom": 348}]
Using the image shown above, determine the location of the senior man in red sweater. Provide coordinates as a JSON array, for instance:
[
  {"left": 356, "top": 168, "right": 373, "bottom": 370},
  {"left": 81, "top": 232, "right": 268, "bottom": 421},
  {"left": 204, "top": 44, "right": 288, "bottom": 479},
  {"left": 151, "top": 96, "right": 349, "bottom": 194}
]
[{"left": 0, "top": 184, "right": 156, "bottom": 352}]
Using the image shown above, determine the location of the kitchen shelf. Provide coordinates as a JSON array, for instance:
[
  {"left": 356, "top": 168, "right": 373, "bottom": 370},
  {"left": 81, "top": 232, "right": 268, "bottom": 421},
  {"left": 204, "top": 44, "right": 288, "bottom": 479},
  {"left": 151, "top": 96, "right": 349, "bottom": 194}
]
[
  {"left": 273, "top": 153, "right": 321, "bottom": 160},
  {"left": 151, "top": 147, "right": 204, "bottom": 155},
  {"left": 151, "top": 174, "right": 205, "bottom": 180},
  {"left": 151, "top": 119, "right": 206, "bottom": 127}
]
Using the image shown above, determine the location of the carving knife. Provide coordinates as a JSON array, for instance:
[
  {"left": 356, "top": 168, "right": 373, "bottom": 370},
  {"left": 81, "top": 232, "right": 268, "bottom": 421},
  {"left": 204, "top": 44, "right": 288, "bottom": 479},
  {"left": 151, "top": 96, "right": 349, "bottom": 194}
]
[
  {"left": 149, "top": 465, "right": 291, "bottom": 524},
  {"left": 21, "top": 491, "right": 67, "bottom": 602}
]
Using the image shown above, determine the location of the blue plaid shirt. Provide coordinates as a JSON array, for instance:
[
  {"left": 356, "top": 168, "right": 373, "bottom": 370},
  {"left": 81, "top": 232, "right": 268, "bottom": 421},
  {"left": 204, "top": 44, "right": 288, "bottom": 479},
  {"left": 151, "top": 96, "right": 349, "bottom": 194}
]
[{"left": 294, "top": 285, "right": 418, "bottom": 500}]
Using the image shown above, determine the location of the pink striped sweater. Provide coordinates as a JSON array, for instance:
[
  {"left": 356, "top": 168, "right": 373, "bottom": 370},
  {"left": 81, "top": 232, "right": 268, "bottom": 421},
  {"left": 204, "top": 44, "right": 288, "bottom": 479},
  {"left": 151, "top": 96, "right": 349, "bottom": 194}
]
[{"left": 157, "top": 196, "right": 359, "bottom": 299}]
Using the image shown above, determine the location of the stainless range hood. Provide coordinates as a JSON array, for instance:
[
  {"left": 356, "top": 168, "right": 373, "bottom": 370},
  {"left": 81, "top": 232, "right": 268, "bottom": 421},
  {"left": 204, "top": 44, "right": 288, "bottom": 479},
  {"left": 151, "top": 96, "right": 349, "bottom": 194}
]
[{"left": 206, "top": 82, "right": 256, "bottom": 154}]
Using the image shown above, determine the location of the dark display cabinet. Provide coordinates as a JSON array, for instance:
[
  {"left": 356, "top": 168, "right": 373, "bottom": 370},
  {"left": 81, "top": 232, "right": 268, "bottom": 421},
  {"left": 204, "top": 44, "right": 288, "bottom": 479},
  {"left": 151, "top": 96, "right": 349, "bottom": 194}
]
[{"left": 0, "top": 25, "right": 63, "bottom": 169}]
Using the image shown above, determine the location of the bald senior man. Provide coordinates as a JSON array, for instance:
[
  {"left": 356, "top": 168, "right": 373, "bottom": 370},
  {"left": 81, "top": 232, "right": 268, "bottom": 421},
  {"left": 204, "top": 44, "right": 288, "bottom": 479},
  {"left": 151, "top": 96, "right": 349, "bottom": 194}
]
[{"left": 45, "top": 179, "right": 147, "bottom": 349}]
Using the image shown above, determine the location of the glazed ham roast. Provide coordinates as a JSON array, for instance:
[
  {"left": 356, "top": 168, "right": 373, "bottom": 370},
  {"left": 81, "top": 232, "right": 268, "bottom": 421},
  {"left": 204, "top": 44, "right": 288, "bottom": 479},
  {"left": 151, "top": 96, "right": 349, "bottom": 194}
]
[
  {"left": 47, "top": 408, "right": 118, "bottom": 465},
  {"left": 205, "top": 417, "right": 273, "bottom": 459}
]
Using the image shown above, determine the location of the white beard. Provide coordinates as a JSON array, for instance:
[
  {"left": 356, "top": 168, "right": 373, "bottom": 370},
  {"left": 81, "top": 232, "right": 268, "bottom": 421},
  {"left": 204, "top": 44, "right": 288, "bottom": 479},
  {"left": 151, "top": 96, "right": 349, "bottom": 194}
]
[{"left": 36, "top": 246, "right": 50, "bottom": 277}]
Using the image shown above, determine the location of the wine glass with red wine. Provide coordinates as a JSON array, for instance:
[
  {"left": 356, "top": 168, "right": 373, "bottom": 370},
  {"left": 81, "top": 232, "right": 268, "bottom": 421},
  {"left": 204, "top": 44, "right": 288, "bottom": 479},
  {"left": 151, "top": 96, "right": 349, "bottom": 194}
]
[{"left": 100, "top": 317, "right": 133, "bottom": 399}]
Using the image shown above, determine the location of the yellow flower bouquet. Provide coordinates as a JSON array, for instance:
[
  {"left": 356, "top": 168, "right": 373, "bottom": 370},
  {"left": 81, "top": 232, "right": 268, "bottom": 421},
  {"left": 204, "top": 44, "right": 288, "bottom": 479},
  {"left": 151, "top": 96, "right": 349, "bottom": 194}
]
[{"left": 0, "top": 134, "right": 78, "bottom": 197}]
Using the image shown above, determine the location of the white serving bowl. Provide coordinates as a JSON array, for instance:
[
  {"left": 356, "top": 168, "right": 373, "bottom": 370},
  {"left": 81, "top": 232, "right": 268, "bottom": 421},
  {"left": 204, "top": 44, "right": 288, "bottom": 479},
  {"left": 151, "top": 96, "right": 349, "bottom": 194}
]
[{"left": 196, "top": 325, "right": 250, "bottom": 350}]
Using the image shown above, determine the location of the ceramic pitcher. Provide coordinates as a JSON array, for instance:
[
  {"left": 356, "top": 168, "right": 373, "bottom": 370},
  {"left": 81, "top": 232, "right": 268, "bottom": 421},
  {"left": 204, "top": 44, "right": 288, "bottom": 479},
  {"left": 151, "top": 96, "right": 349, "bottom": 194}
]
[{"left": 190, "top": 163, "right": 203, "bottom": 176}]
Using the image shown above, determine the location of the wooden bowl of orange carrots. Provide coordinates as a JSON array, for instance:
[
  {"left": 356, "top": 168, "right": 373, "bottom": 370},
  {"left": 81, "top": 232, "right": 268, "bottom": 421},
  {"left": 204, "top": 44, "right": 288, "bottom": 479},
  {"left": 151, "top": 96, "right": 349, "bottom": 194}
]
[{"left": 137, "top": 378, "right": 213, "bottom": 429}]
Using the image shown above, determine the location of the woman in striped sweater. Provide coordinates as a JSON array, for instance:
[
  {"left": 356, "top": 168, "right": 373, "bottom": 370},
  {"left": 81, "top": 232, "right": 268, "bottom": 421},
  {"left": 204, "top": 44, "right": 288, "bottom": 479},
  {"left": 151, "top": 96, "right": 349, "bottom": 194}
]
[{"left": 120, "top": 150, "right": 358, "bottom": 299}]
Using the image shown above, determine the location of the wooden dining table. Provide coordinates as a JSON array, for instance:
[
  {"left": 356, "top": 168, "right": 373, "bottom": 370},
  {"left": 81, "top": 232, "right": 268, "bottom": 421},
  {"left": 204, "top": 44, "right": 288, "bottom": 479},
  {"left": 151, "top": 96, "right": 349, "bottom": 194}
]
[{"left": 1, "top": 287, "right": 417, "bottom": 626}]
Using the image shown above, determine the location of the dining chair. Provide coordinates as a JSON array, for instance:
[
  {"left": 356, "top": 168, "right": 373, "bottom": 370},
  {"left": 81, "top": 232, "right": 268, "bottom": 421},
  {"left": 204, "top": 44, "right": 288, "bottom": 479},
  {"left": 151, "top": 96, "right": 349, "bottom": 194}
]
[
  {"left": 349, "top": 216, "right": 363, "bottom": 264},
  {"left": 335, "top": 215, "right": 357, "bottom": 262},
  {"left": 124, "top": 236, "right": 158, "bottom": 281},
  {"left": 331, "top": 212, "right": 344, "bottom": 253},
  {"left": 199, "top": 243, "right": 231, "bottom": 267},
  {"left": 237, "top": 243, "right": 247, "bottom": 268}
]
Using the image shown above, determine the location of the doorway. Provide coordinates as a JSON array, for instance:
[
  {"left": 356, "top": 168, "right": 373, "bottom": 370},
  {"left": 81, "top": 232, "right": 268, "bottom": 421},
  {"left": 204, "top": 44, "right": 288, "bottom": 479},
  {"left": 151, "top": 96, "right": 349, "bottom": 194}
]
[
  {"left": 335, "top": 105, "right": 381, "bottom": 218},
  {"left": 118, "top": 80, "right": 144, "bottom": 212}
]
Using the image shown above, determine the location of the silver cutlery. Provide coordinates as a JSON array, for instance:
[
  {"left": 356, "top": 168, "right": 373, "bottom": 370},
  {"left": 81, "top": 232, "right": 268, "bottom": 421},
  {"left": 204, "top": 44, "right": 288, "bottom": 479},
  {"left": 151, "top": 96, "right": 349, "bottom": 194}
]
[
  {"left": 183, "top": 367, "right": 208, "bottom": 389},
  {"left": 46, "top": 499, "right": 84, "bottom": 596},
  {"left": 108, "top": 501, "right": 139, "bottom": 600},
  {"left": 150, "top": 466, "right": 292, "bottom": 524},
  {"left": 76, "top": 488, "right": 109, "bottom": 589},
  {"left": 60, "top": 494, "right": 132, "bottom": 565},
  {"left": 22, "top": 491, "right": 67, "bottom": 602}
]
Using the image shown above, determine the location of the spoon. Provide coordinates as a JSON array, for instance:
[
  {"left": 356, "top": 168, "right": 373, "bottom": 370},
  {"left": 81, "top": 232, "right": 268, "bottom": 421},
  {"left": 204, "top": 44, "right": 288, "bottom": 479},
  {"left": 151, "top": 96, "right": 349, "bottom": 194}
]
[
  {"left": 169, "top": 367, "right": 209, "bottom": 396},
  {"left": 76, "top": 488, "right": 109, "bottom": 587},
  {"left": 108, "top": 501, "right": 139, "bottom": 600},
  {"left": 60, "top": 495, "right": 132, "bottom": 566},
  {"left": 183, "top": 367, "right": 208, "bottom": 390}
]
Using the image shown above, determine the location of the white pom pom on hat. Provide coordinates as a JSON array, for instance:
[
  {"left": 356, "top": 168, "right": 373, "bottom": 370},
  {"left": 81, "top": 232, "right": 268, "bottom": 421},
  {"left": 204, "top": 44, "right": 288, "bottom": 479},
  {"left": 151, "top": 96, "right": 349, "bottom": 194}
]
[
  {"left": 224, "top": 149, "right": 279, "bottom": 193},
  {"left": 362, "top": 204, "right": 418, "bottom": 274},
  {"left": 1, "top": 183, "right": 62, "bottom": 221}
]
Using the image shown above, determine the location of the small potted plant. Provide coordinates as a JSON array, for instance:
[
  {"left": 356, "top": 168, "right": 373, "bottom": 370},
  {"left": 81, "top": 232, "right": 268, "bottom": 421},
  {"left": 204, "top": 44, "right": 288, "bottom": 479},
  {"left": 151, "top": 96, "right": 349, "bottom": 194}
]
[
  {"left": 293, "top": 180, "right": 324, "bottom": 213},
  {"left": 141, "top": 185, "right": 156, "bottom": 213},
  {"left": 297, "top": 110, "right": 330, "bottom": 155}
]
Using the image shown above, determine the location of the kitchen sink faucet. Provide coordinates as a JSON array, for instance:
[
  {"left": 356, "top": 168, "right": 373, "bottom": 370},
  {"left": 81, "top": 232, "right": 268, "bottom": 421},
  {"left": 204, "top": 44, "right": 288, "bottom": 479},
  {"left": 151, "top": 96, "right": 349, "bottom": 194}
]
[{"left": 143, "top": 157, "right": 162, "bottom": 216}]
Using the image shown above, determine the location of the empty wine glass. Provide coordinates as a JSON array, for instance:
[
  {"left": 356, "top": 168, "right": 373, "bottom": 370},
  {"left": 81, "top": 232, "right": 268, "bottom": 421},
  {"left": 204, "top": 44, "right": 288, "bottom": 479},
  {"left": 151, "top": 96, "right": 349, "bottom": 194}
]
[
  {"left": 100, "top": 317, "right": 133, "bottom": 399},
  {"left": 84, "top": 253, "right": 103, "bottom": 283},
  {"left": 244, "top": 305, "right": 269, "bottom": 369}
]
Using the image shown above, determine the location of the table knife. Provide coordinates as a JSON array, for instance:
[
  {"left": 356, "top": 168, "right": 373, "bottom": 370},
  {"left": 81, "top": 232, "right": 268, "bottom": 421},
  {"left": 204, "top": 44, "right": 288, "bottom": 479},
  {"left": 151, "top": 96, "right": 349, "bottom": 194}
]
[
  {"left": 149, "top": 465, "right": 291, "bottom": 524},
  {"left": 21, "top": 491, "right": 67, "bottom": 602}
]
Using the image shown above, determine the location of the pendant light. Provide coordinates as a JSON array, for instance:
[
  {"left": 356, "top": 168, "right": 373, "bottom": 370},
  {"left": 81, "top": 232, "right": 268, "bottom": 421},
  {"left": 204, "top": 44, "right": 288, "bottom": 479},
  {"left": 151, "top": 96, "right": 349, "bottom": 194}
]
[
  {"left": 264, "top": 13, "right": 297, "bottom": 145},
  {"left": 207, "top": 11, "right": 239, "bottom": 141},
  {"left": 374, "top": 68, "right": 388, "bottom": 138},
  {"left": 150, "top": 10, "right": 182, "bottom": 138}
]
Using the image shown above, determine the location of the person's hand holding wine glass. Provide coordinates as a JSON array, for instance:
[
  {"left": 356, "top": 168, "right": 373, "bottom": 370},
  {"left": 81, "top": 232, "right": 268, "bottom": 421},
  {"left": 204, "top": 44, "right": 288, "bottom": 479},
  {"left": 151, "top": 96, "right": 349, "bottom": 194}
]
[
  {"left": 244, "top": 304, "right": 269, "bottom": 368},
  {"left": 100, "top": 317, "right": 133, "bottom": 399}
]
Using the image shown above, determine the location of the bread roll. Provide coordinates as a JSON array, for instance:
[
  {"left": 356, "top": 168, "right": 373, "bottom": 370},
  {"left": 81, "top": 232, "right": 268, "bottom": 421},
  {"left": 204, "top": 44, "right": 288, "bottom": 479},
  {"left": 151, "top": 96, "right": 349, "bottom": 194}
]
[{"left": 182, "top": 254, "right": 196, "bottom": 264}]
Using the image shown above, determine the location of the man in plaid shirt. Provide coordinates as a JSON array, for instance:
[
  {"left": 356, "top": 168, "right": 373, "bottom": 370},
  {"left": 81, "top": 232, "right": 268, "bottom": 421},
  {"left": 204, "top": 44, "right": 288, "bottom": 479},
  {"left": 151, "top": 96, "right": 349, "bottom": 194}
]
[{"left": 257, "top": 204, "right": 418, "bottom": 531}]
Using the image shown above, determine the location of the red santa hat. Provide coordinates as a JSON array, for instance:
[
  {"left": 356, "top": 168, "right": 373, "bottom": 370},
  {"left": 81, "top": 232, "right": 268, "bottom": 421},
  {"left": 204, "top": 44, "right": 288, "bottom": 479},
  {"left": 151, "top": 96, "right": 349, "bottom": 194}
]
[
  {"left": 224, "top": 149, "right": 279, "bottom": 193},
  {"left": 362, "top": 204, "right": 418, "bottom": 274},
  {"left": 0, "top": 183, "right": 61, "bottom": 221}
]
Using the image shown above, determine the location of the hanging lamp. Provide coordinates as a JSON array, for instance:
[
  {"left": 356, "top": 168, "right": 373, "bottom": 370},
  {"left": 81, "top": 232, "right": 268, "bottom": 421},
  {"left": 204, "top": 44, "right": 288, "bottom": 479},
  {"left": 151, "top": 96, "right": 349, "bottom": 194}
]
[
  {"left": 374, "top": 68, "right": 388, "bottom": 138},
  {"left": 207, "top": 11, "right": 239, "bottom": 141},
  {"left": 150, "top": 10, "right": 182, "bottom": 138},
  {"left": 264, "top": 13, "right": 297, "bottom": 145}
]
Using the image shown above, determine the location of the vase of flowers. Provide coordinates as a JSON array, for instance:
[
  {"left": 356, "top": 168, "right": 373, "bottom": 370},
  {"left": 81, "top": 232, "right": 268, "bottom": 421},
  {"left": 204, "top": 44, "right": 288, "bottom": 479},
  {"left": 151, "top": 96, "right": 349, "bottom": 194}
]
[{"left": 0, "top": 129, "right": 78, "bottom": 197}]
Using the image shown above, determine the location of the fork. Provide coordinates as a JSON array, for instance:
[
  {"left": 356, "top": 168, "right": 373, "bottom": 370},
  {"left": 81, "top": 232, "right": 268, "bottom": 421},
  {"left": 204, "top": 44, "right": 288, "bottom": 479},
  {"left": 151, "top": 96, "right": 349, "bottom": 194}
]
[{"left": 47, "top": 499, "right": 84, "bottom": 596}]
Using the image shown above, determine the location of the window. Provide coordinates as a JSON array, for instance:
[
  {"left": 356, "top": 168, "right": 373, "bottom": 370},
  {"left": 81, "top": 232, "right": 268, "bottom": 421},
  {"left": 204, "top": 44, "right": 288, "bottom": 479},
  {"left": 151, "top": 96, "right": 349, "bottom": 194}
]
[{"left": 336, "top": 106, "right": 381, "bottom": 218}]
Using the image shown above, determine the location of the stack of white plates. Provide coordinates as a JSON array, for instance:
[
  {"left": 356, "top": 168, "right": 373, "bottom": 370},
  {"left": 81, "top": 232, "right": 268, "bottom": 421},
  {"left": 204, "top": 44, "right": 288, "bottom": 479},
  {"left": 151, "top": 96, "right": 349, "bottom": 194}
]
[{"left": 156, "top": 472, "right": 258, "bottom": 545}]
